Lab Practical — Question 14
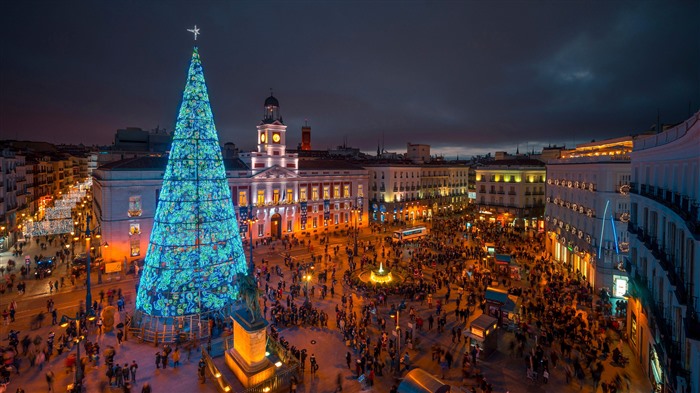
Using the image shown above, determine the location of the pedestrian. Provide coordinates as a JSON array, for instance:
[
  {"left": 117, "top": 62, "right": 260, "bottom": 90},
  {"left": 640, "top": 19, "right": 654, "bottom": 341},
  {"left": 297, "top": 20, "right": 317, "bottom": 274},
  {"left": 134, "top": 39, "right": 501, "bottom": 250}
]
[
  {"left": 141, "top": 383, "right": 151, "bottom": 393},
  {"left": 155, "top": 351, "right": 161, "bottom": 369},
  {"left": 346, "top": 352, "right": 351, "bottom": 369},
  {"left": 172, "top": 348, "right": 181, "bottom": 368},
  {"left": 543, "top": 368, "right": 549, "bottom": 384},
  {"left": 45, "top": 369, "right": 55, "bottom": 391},
  {"left": 117, "top": 329, "right": 124, "bottom": 345},
  {"left": 97, "top": 318, "right": 103, "bottom": 334},
  {"left": 130, "top": 360, "right": 138, "bottom": 382},
  {"left": 198, "top": 358, "right": 206, "bottom": 383}
]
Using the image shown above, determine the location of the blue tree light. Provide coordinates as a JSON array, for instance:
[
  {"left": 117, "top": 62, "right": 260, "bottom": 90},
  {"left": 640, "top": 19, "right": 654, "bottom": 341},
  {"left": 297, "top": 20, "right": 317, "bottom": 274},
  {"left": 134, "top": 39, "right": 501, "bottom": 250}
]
[{"left": 135, "top": 47, "right": 248, "bottom": 318}]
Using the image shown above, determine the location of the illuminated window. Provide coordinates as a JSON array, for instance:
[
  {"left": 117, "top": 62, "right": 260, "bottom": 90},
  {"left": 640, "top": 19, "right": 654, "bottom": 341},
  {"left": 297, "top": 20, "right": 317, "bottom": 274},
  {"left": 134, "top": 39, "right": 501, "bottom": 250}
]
[
  {"left": 312, "top": 187, "right": 319, "bottom": 200},
  {"left": 238, "top": 191, "right": 248, "bottom": 206},
  {"left": 334, "top": 214, "right": 339, "bottom": 224},
  {"left": 312, "top": 217, "right": 318, "bottom": 228},
  {"left": 323, "top": 186, "right": 330, "bottom": 200},
  {"left": 257, "top": 190, "right": 265, "bottom": 206},
  {"left": 287, "top": 220, "right": 292, "bottom": 232},
  {"left": 334, "top": 185, "right": 340, "bottom": 199},
  {"left": 300, "top": 188, "right": 307, "bottom": 201},
  {"left": 128, "top": 196, "right": 142, "bottom": 217},
  {"left": 343, "top": 185, "right": 350, "bottom": 198},
  {"left": 273, "top": 189, "right": 280, "bottom": 204},
  {"left": 129, "top": 223, "right": 141, "bottom": 236},
  {"left": 130, "top": 236, "right": 140, "bottom": 257},
  {"left": 312, "top": 204, "right": 319, "bottom": 213},
  {"left": 358, "top": 185, "right": 363, "bottom": 197},
  {"left": 258, "top": 223, "right": 264, "bottom": 237},
  {"left": 286, "top": 188, "right": 293, "bottom": 203}
]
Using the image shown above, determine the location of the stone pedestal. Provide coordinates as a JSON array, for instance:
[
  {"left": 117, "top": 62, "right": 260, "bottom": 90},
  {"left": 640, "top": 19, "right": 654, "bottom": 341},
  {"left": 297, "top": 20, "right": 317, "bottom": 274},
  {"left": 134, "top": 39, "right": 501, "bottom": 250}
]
[{"left": 225, "top": 310, "right": 275, "bottom": 388}]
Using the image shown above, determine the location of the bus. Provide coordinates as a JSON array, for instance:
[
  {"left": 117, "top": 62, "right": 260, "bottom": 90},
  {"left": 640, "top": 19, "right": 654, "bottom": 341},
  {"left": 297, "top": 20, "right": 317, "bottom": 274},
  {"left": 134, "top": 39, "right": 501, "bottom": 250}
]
[{"left": 392, "top": 226, "right": 428, "bottom": 243}]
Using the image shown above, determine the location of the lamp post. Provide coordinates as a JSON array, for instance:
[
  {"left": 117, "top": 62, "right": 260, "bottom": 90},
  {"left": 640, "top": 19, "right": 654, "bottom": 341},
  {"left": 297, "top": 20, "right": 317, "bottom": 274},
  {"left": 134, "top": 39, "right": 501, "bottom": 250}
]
[
  {"left": 391, "top": 309, "right": 401, "bottom": 373},
  {"left": 246, "top": 217, "right": 258, "bottom": 273},
  {"left": 303, "top": 274, "right": 312, "bottom": 306},
  {"left": 60, "top": 312, "right": 96, "bottom": 386},
  {"left": 352, "top": 204, "right": 359, "bottom": 257},
  {"left": 76, "top": 214, "right": 100, "bottom": 315}
]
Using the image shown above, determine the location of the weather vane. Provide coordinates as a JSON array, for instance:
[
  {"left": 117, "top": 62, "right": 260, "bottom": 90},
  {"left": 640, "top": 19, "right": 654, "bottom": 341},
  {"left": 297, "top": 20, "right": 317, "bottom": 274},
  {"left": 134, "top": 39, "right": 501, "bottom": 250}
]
[{"left": 187, "top": 25, "right": 200, "bottom": 41}]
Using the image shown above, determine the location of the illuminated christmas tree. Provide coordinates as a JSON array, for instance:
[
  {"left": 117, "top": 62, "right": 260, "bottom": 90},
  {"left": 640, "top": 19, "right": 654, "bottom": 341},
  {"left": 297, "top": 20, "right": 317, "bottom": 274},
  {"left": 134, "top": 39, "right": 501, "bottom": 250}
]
[{"left": 135, "top": 47, "right": 248, "bottom": 321}]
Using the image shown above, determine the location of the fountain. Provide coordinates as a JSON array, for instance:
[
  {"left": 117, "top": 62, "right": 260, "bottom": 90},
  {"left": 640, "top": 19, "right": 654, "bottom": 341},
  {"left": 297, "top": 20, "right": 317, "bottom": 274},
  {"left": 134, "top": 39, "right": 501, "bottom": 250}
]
[{"left": 370, "top": 262, "right": 393, "bottom": 284}]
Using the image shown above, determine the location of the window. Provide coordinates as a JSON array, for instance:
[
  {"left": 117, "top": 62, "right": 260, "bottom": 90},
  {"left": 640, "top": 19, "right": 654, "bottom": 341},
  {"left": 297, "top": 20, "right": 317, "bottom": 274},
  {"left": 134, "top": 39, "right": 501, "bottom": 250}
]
[
  {"left": 257, "top": 190, "right": 265, "bottom": 206},
  {"left": 334, "top": 185, "right": 340, "bottom": 199},
  {"left": 300, "top": 188, "right": 307, "bottom": 201},
  {"left": 323, "top": 186, "right": 330, "bottom": 200},
  {"left": 312, "top": 217, "right": 318, "bottom": 228},
  {"left": 358, "top": 185, "right": 363, "bottom": 197},
  {"left": 343, "top": 185, "right": 350, "bottom": 198},
  {"left": 312, "top": 204, "right": 319, "bottom": 213},
  {"left": 286, "top": 188, "right": 293, "bottom": 203},
  {"left": 238, "top": 191, "right": 248, "bottom": 206},
  {"left": 129, "top": 223, "right": 141, "bottom": 236},
  {"left": 128, "top": 196, "right": 142, "bottom": 217},
  {"left": 334, "top": 214, "right": 339, "bottom": 224},
  {"left": 312, "top": 187, "right": 319, "bottom": 200},
  {"left": 258, "top": 223, "right": 264, "bottom": 237},
  {"left": 130, "top": 237, "right": 140, "bottom": 257},
  {"left": 287, "top": 220, "right": 292, "bottom": 232},
  {"left": 273, "top": 189, "right": 280, "bottom": 204}
]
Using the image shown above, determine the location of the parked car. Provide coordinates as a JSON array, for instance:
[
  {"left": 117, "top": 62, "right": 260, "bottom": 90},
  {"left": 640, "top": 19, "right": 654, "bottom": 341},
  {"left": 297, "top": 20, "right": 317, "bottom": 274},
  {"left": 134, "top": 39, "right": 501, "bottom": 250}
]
[
  {"left": 71, "top": 254, "right": 98, "bottom": 275},
  {"left": 34, "top": 257, "right": 55, "bottom": 279}
]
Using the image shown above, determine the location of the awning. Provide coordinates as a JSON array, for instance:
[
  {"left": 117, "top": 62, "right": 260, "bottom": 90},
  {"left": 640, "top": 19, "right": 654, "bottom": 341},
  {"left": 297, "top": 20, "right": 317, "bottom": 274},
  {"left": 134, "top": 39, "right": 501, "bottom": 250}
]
[
  {"left": 494, "top": 254, "right": 511, "bottom": 264},
  {"left": 485, "top": 287, "right": 509, "bottom": 305},
  {"left": 398, "top": 368, "right": 451, "bottom": 393}
]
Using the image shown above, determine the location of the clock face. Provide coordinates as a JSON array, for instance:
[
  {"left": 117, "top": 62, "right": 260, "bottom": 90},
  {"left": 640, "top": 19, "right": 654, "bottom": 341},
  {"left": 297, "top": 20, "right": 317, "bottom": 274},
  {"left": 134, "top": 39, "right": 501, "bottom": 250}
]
[
  {"left": 272, "top": 133, "right": 281, "bottom": 143},
  {"left": 260, "top": 133, "right": 266, "bottom": 143}
]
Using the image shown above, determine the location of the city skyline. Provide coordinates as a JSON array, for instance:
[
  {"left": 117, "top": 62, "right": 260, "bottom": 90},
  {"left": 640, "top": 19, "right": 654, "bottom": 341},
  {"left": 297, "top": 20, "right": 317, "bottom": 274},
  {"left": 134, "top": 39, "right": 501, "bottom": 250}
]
[{"left": 1, "top": 1, "right": 698, "bottom": 158}]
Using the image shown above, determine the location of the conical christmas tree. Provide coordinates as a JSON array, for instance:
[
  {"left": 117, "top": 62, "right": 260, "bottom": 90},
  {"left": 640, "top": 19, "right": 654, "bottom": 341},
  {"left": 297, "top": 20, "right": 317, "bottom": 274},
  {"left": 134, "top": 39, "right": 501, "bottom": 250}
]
[{"left": 135, "top": 47, "right": 248, "bottom": 319}]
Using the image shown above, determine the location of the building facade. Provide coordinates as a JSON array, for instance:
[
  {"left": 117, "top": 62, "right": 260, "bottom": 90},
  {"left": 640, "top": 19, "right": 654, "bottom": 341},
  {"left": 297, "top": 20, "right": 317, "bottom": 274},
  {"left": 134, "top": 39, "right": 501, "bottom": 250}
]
[
  {"left": 474, "top": 158, "right": 546, "bottom": 230},
  {"left": 626, "top": 111, "right": 700, "bottom": 393},
  {"left": 92, "top": 95, "right": 369, "bottom": 264},
  {"left": 544, "top": 137, "right": 633, "bottom": 291},
  {"left": 364, "top": 161, "right": 469, "bottom": 224}
]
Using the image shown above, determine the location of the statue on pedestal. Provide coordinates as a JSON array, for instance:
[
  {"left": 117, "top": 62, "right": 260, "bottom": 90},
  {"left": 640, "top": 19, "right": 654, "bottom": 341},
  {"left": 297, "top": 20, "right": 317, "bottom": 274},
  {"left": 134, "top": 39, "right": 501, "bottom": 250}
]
[{"left": 236, "top": 273, "right": 262, "bottom": 323}]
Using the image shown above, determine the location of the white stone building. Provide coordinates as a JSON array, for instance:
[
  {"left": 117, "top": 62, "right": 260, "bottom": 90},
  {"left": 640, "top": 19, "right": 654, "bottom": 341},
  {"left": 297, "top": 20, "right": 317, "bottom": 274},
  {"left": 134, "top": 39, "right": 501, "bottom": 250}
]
[
  {"left": 545, "top": 136, "right": 633, "bottom": 291},
  {"left": 626, "top": 111, "right": 700, "bottom": 393},
  {"left": 92, "top": 95, "right": 369, "bottom": 264}
]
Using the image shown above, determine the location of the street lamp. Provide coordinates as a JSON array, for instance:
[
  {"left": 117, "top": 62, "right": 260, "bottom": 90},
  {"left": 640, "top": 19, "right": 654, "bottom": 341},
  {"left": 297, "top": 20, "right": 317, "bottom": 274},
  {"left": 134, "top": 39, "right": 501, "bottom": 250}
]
[
  {"left": 60, "top": 312, "right": 96, "bottom": 386},
  {"left": 303, "top": 274, "right": 312, "bottom": 306},
  {"left": 246, "top": 217, "right": 258, "bottom": 273},
  {"left": 352, "top": 205, "right": 359, "bottom": 257},
  {"left": 390, "top": 309, "right": 401, "bottom": 373},
  {"left": 77, "top": 214, "right": 100, "bottom": 315}
]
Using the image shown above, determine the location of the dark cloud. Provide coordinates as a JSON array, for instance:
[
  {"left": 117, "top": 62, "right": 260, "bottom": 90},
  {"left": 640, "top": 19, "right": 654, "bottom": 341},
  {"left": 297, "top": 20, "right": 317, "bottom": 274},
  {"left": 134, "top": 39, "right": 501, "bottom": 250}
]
[{"left": 1, "top": 1, "right": 698, "bottom": 158}]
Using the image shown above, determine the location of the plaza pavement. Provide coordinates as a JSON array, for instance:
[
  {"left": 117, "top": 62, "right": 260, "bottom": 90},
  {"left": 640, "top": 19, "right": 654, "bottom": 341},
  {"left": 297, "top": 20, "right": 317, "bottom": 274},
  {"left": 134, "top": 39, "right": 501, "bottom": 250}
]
[{"left": 2, "top": 225, "right": 654, "bottom": 393}]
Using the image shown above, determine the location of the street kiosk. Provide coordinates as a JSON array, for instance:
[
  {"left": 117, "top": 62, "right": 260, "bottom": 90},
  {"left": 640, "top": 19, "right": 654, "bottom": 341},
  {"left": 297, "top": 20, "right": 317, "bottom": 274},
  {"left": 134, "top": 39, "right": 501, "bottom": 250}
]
[
  {"left": 398, "top": 368, "right": 451, "bottom": 393},
  {"left": 464, "top": 314, "right": 498, "bottom": 359}
]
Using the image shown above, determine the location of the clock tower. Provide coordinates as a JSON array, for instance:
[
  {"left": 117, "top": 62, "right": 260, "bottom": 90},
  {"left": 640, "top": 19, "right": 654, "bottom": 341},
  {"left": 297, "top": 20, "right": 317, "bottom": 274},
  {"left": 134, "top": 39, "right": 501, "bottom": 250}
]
[
  {"left": 242, "top": 93, "right": 298, "bottom": 174},
  {"left": 257, "top": 93, "right": 287, "bottom": 156}
]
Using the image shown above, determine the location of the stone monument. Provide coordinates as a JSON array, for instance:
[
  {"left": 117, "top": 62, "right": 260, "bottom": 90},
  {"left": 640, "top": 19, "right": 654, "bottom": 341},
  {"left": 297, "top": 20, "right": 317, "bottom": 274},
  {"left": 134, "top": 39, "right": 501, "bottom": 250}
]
[{"left": 225, "top": 273, "right": 275, "bottom": 387}]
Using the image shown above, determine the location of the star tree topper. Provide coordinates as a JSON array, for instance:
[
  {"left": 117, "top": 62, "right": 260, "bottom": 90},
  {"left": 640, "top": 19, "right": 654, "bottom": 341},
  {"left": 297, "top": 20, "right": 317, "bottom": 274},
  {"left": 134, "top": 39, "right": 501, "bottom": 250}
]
[{"left": 187, "top": 25, "right": 200, "bottom": 41}]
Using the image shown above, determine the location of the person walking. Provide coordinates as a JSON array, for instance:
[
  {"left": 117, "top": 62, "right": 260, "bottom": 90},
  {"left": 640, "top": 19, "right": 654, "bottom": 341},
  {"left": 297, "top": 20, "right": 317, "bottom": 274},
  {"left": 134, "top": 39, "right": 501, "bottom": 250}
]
[
  {"left": 117, "top": 329, "right": 124, "bottom": 345},
  {"left": 45, "top": 369, "right": 55, "bottom": 391},
  {"left": 141, "top": 383, "right": 152, "bottom": 393},
  {"left": 130, "top": 360, "right": 138, "bottom": 382},
  {"left": 155, "top": 352, "right": 162, "bottom": 370},
  {"left": 172, "top": 348, "right": 181, "bottom": 368}
]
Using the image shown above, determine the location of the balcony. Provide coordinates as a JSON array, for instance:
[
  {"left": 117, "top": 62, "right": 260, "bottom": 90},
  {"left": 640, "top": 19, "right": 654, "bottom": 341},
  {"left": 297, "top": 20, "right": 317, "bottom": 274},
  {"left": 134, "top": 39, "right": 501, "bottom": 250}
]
[
  {"left": 636, "top": 183, "right": 700, "bottom": 235},
  {"left": 508, "top": 191, "right": 516, "bottom": 195}
]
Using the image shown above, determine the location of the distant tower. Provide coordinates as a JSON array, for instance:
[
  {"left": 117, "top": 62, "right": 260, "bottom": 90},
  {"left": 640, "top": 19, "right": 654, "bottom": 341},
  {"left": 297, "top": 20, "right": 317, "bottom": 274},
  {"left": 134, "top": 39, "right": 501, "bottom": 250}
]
[{"left": 301, "top": 119, "right": 311, "bottom": 151}]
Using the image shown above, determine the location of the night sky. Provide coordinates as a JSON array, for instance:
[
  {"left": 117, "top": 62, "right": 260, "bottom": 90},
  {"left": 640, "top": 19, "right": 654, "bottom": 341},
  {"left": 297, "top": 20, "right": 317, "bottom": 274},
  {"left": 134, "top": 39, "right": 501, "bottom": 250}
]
[{"left": 1, "top": 1, "right": 698, "bottom": 158}]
